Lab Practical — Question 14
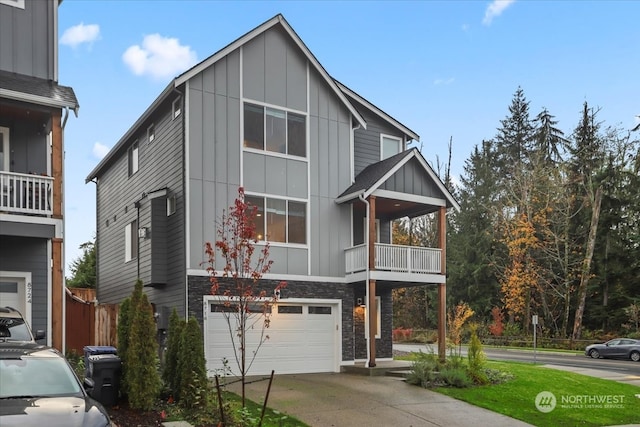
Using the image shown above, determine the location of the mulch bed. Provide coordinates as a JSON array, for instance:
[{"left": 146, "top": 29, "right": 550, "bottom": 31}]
[{"left": 106, "top": 402, "right": 165, "bottom": 427}]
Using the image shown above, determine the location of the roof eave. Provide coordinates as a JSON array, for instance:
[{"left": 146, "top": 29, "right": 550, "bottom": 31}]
[
  {"left": 0, "top": 88, "right": 79, "bottom": 116},
  {"left": 335, "top": 190, "right": 365, "bottom": 204}
]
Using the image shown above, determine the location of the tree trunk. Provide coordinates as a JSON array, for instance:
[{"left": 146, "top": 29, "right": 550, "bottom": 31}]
[{"left": 572, "top": 186, "right": 603, "bottom": 342}]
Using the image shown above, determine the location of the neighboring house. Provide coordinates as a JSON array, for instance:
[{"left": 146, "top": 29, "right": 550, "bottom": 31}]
[
  {"left": 0, "top": 0, "right": 79, "bottom": 350},
  {"left": 86, "top": 14, "right": 458, "bottom": 375}
]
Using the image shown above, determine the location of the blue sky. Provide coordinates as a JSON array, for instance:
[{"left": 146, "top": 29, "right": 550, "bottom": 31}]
[{"left": 57, "top": 0, "right": 639, "bottom": 274}]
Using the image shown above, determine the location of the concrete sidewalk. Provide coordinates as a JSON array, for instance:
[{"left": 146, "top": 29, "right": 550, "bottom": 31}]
[{"left": 225, "top": 372, "right": 534, "bottom": 427}]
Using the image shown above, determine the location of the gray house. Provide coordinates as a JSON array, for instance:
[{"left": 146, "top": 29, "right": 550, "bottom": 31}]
[
  {"left": 87, "top": 14, "right": 457, "bottom": 375},
  {"left": 0, "top": 0, "right": 78, "bottom": 350}
]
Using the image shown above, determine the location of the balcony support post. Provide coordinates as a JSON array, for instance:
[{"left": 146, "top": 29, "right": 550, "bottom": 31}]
[
  {"left": 437, "top": 205, "right": 447, "bottom": 361},
  {"left": 368, "top": 195, "right": 377, "bottom": 367}
]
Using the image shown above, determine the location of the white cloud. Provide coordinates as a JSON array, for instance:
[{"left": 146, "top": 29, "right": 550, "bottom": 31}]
[
  {"left": 434, "top": 77, "right": 455, "bottom": 86},
  {"left": 483, "top": 0, "right": 516, "bottom": 26},
  {"left": 92, "top": 142, "right": 110, "bottom": 160},
  {"left": 60, "top": 23, "right": 100, "bottom": 48},
  {"left": 122, "top": 34, "right": 197, "bottom": 80}
]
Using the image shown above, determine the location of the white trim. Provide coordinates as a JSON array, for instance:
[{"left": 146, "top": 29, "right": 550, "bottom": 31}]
[
  {"left": 239, "top": 46, "right": 244, "bottom": 189},
  {"left": 364, "top": 296, "right": 381, "bottom": 339},
  {"left": 380, "top": 133, "right": 402, "bottom": 160},
  {"left": 53, "top": 1, "right": 58, "bottom": 81},
  {"left": 335, "top": 80, "right": 418, "bottom": 141},
  {"left": 0, "top": 88, "right": 77, "bottom": 111},
  {"left": 0, "top": 0, "right": 25, "bottom": 10},
  {"left": 0, "top": 126, "right": 9, "bottom": 171},
  {"left": 184, "top": 81, "right": 191, "bottom": 317},
  {"left": 306, "top": 61, "right": 311, "bottom": 276},
  {"left": 372, "top": 189, "right": 447, "bottom": 207},
  {"left": 370, "top": 270, "right": 446, "bottom": 283},
  {"left": 174, "top": 14, "right": 366, "bottom": 129},
  {"left": 187, "top": 269, "right": 348, "bottom": 284},
  {"left": 46, "top": 242, "right": 52, "bottom": 346}
]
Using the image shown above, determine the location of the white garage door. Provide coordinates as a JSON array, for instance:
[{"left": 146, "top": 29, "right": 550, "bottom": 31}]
[{"left": 204, "top": 299, "right": 340, "bottom": 376}]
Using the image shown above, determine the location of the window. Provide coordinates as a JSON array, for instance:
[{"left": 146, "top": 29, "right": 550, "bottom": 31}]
[
  {"left": 166, "top": 194, "right": 176, "bottom": 216},
  {"left": 243, "top": 103, "right": 306, "bottom": 157},
  {"left": 245, "top": 195, "right": 306, "bottom": 244},
  {"left": 125, "top": 219, "right": 138, "bottom": 262},
  {"left": 128, "top": 141, "right": 139, "bottom": 176},
  {"left": 381, "top": 134, "right": 402, "bottom": 160},
  {"left": 172, "top": 98, "right": 181, "bottom": 119},
  {"left": 147, "top": 124, "right": 155, "bottom": 143}
]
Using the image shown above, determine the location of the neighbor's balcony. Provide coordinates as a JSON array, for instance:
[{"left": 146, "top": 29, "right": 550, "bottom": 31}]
[
  {"left": 0, "top": 171, "right": 53, "bottom": 216},
  {"left": 345, "top": 243, "right": 443, "bottom": 282}
]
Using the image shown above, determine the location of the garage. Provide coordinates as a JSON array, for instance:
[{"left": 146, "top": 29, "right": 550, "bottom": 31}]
[{"left": 204, "top": 298, "right": 341, "bottom": 376}]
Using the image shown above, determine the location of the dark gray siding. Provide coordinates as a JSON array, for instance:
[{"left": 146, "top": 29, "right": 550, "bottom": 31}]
[
  {"left": 0, "top": 0, "right": 55, "bottom": 80},
  {"left": 0, "top": 236, "right": 49, "bottom": 336},
  {"left": 0, "top": 117, "right": 48, "bottom": 174},
  {"left": 95, "top": 97, "right": 186, "bottom": 315},
  {"left": 352, "top": 100, "right": 406, "bottom": 176}
]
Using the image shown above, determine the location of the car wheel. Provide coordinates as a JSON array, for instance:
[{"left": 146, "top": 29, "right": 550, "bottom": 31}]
[
  {"left": 631, "top": 351, "right": 640, "bottom": 362},
  {"left": 589, "top": 349, "right": 600, "bottom": 359}
]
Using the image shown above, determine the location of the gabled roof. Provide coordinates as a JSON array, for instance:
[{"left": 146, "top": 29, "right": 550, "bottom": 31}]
[
  {"left": 175, "top": 14, "right": 366, "bottom": 129},
  {"left": 0, "top": 70, "right": 79, "bottom": 115},
  {"left": 336, "top": 147, "right": 460, "bottom": 211},
  {"left": 335, "top": 80, "right": 419, "bottom": 142}
]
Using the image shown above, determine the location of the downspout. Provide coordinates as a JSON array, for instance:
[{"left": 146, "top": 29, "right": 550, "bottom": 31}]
[
  {"left": 358, "top": 193, "right": 371, "bottom": 367},
  {"left": 60, "top": 106, "right": 70, "bottom": 354}
]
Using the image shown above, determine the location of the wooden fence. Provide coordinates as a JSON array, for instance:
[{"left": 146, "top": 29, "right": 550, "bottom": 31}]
[{"left": 65, "top": 288, "right": 118, "bottom": 354}]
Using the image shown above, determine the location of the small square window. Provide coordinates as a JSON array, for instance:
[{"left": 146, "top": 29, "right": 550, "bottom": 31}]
[
  {"left": 148, "top": 124, "right": 155, "bottom": 143},
  {"left": 381, "top": 134, "right": 402, "bottom": 160}
]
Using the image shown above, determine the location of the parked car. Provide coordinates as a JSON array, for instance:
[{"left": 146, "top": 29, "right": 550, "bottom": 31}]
[
  {"left": 0, "top": 307, "right": 45, "bottom": 343},
  {"left": 0, "top": 342, "right": 111, "bottom": 427},
  {"left": 585, "top": 338, "right": 640, "bottom": 362}
]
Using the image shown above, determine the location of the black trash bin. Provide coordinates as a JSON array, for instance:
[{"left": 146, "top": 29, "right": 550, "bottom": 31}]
[
  {"left": 83, "top": 345, "right": 117, "bottom": 376},
  {"left": 85, "top": 353, "right": 122, "bottom": 406}
]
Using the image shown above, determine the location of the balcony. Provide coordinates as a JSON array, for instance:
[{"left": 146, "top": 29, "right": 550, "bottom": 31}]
[
  {"left": 0, "top": 171, "right": 53, "bottom": 216},
  {"left": 345, "top": 243, "right": 444, "bottom": 283}
]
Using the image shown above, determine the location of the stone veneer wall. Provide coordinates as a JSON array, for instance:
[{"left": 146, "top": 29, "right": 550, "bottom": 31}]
[
  {"left": 187, "top": 275, "right": 355, "bottom": 362},
  {"left": 353, "top": 285, "right": 393, "bottom": 360}
]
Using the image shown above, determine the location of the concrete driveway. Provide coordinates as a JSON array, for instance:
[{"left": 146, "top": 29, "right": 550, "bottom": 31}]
[{"left": 226, "top": 372, "right": 534, "bottom": 427}]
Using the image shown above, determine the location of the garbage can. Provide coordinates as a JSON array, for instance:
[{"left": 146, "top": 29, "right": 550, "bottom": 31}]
[
  {"left": 85, "top": 353, "right": 122, "bottom": 406},
  {"left": 83, "top": 346, "right": 117, "bottom": 377}
]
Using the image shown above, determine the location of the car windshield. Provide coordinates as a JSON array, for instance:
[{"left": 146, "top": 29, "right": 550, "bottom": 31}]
[
  {"left": 0, "top": 318, "right": 33, "bottom": 341},
  {"left": 0, "top": 355, "right": 81, "bottom": 398}
]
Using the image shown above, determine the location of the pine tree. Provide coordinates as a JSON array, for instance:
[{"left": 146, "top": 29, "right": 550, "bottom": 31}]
[
  {"left": 163, "top": 308, "right": 184, "bottom": 398},
  {"left": 177, "top": 317, "right": 208, "bottom": 410},
  {"left": 66, "top": 240, "right": 96, "bottom": 288}
]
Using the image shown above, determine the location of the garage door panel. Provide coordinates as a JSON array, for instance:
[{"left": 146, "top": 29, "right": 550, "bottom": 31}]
[{"left": 205, "top": 301, "right": 339, "bottom": 376}]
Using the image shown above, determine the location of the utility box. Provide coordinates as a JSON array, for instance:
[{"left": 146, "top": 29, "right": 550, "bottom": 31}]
[{"left": 85, "top": 353, "right": 121, "bottom": 406}]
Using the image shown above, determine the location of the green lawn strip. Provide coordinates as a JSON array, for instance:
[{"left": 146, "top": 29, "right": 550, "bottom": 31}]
[
  {"left": 223, "top": 391, "right": 309, "bottom": 427},
  {"left": 434, "top": 361, "right": 640, "bottom": 427}
]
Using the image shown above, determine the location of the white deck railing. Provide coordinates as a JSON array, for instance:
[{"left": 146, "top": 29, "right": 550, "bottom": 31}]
[
  {"left": 0, "top": 171, "right": 53, "bottom": 216},
  {"left": 345, "top": 243, "right": 442, "bottom": 275}
]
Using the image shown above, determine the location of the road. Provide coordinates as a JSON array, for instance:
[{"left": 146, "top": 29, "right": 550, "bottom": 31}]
[{"left": 394, "top": 343, "right": 640, "bottom": 386}]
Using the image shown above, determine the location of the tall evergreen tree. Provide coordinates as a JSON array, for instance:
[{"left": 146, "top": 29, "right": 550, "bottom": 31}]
[{"left": 66, "top": 240, "right": 96, "bottom": 288}]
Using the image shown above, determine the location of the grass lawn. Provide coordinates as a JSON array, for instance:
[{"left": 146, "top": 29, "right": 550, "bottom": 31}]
[{"left": 435, "top": 361, "right": 640, "bottom": 427}]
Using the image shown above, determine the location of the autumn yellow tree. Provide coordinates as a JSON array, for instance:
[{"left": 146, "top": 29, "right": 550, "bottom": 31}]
[{"left": 447, "top": 302, "right": 474, "bottom": 355}]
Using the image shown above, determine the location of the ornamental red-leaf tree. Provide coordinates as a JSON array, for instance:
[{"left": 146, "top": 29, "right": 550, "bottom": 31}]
[{"left": 205, "top": 187, "right": 286, "bottom": 406}]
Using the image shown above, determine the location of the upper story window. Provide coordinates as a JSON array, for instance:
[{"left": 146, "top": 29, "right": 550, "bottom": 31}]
[
  {"left": 124, "top": 219, "right": 138, "bottom": 262},
  {"left": 128, "top": 141, "right": 139, "bottom": 177},
  {"left": 147, "top": 124, "right": 155, "bottom": 143},
  {"left": 172, "top": 98, "right": 181, "bottom": 119},
  {"left": 0, "top": 0, "right": 25, "bottom": 9},
  {"left": 381, "top": 134, "right": 402, "bottom": 160},
  {"left": 245, "top": 195, "right": 306, "bottom": 244},
  {"left": 243, "top": 103, "right": 306, "bottom": 158}
]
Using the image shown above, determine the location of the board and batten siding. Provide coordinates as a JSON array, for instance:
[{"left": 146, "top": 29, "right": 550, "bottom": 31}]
[
  {"left": 0, "top": 236, "right": 49, "bottom": 335},
  {"left": 95, "top": 98, "right": 186, "bottom": 315},
  {"left": 381, "top": 157, "right": 443, "bottom": 198},
  {"left": 0, "top": 0, "right": 55, "bottom": 80},
  {"left": 352, "top": 100, "right": 407, "bottom": 176}
]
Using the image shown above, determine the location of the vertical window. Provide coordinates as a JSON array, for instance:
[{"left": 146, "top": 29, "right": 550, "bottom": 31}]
[
  {"left": 364, "top": 296, "right": 382, "bottom": 339},
  {"left": 288, "top": 201, "right": 306, "bottom": 244},
  {"left": 381, "top": 135, "right": 402, "bottom": 160},
  {"left": 266, "top": 198, "right": 286, "bottom": 243},
  {"left": 172, "top": 98, "right": 181, "bottom": 119},
  {"left": 125, "top": 219, "right": 138, "bottom": 262},
  {"left": 128, "top": 141, "right": 139, "bottom": 176},
  {"left": 243, "top": 103, "right": 306, "bottom": 157},
  {"left": 166, "top": 194, "right": 176, "bottom": 216},
  {"left": 245, "top": 195, "right": 265, "bottom": 240},
  {"left": 147, "top": 124, "right": 155, "bottom": 143},
  {"left": 244, "top": 103, "right": 264, "bottom": 149}
]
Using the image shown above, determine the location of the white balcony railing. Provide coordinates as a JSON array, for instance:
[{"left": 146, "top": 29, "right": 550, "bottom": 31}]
[
  {"left": 345, "top": 243, "right": 442, "bottom": 276},
  {"left": 0, "top": 171, "right": 53, "bottom": 216}
]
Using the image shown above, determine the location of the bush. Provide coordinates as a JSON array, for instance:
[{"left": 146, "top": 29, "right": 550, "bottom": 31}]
[
  {"left": 467, "top": 324, "right": 489, "bottom": 385},
  {"left": 163, "top": 308, "right": 184, "bottom": 398},
  {"left": 116, "top": 297, "right": 131, "bottom": 396},
  {"left": 439, "top": 366, "right": 472, "bottom": 388},
  {"left": 177, "top": 316, "right": 209, "bottom": 411},
  {"left": 406, "top": 352, "right": 440, "bottom": 387}
]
